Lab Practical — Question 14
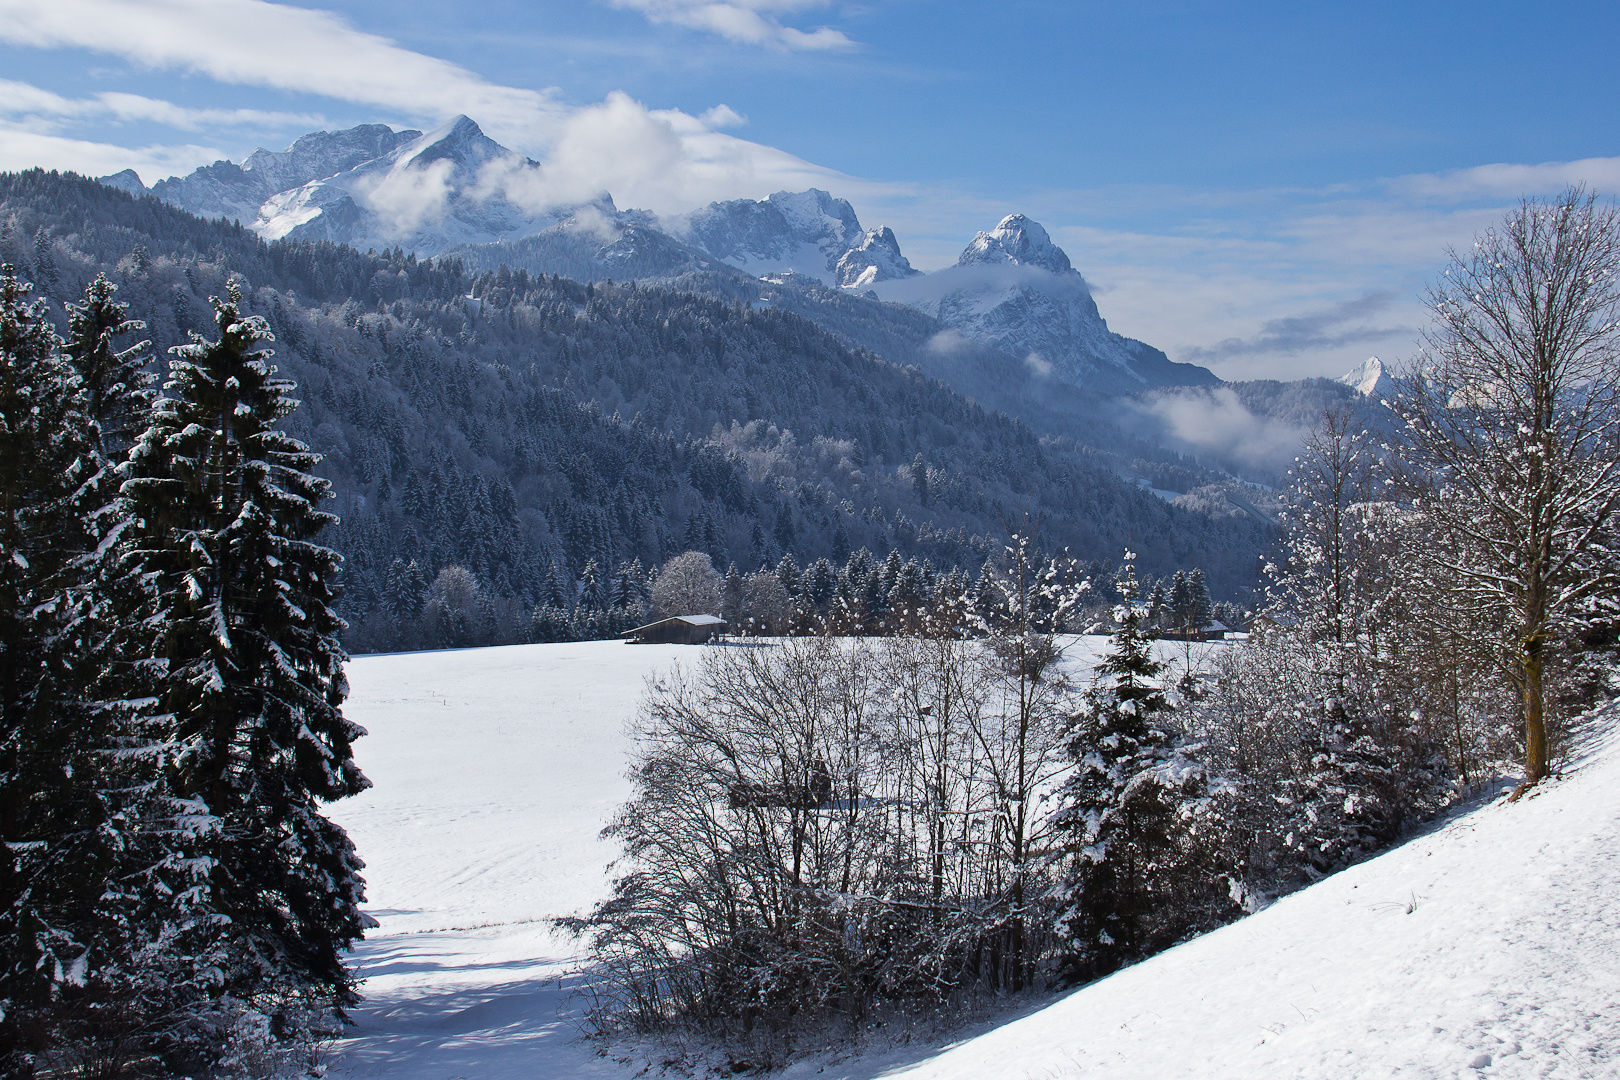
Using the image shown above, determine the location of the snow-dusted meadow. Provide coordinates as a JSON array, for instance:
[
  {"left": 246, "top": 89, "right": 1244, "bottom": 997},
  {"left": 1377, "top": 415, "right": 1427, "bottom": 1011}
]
[
  {"left": 325, "top": 638, "right": 1619, "bottom": 1079},
  {"left": 325, "top": 640, "right": 683, "bottom": 1079}
]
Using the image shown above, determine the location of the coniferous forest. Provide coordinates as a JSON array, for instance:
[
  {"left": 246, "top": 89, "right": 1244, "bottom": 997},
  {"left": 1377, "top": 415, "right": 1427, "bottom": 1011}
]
[{"left": 0, "top": 170, "right": 1271, "bottom": 656}]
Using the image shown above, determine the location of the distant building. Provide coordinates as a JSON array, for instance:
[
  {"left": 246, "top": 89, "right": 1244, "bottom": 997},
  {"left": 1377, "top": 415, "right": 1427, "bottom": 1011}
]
[
  {"left": 625, "top": 614, "right": 728, "bottom": 644},
  {"left": 1157, "top": 620, "right": 1230, "bottom": 643}
]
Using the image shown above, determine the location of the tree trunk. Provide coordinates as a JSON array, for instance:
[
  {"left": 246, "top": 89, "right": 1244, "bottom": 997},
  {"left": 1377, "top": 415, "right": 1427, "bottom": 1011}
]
[{"left": 1514, "top": 636, "right": 1549, "bottom": 797}]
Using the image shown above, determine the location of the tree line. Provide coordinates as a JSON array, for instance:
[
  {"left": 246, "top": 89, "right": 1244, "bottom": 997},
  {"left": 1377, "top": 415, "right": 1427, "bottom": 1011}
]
[{"left": 2, "top": 168, "right": 1274, "bottom": 656}]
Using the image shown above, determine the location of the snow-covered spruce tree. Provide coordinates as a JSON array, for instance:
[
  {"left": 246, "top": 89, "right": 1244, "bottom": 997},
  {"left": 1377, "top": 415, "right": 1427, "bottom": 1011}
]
[
  {"left": 0, "top": 267, "right": 175, "bottom": 1077},
  {"left": 1053, "top": 551, "right": 1238, "bottom": 984},
  {"left": 0, "top": 265, "right": 101, "bottom": 1072},
  {"left": 120, "top": 282, "right": 370, "bottom": 1055},
  {"left": 64, "top": 272, "right": 153, "bottom": 458}
]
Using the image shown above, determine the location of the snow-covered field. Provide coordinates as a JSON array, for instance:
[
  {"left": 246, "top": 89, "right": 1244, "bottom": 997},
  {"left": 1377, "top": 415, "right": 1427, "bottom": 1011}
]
[
  {"left": 326, "top": 639, "right": 1619, "bottom": 1079},
  {"left": 326, "top": 640, "right": 684, "bottom": 1079}
]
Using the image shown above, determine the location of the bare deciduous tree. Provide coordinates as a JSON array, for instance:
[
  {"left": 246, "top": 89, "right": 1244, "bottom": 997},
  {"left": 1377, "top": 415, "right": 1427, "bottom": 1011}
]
[
  {"left": 651, "top": 550, "right": 723, "bottom": 618},
  {"left": 1394, "top": 187, "right": 1620, "bottom": 794}
]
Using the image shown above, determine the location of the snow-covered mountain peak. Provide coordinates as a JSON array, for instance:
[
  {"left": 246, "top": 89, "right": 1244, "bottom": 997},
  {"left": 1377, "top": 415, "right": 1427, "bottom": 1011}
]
[
  {"left": 401, "top": 115, "right": 511, "bottom": 173},
  {"left": 869, "top": 211, "right": 1216, "bottom": 394},
  {"left": 835, "top": 226, "right": 919, "bottom": 288},
  {"left": 766, "top": 188, "right": 862, "bottom": 246},
  {"left": 98, "top": 169, "right": 145, "bottom": 195},
  {"left": 240, "top": 123, "right": 419, "bottom": 194},
  {"left": 1338, "top": 356, "right": 1394, "bottom": 398},
  {"left": 958, "top": 214, "right": 1073, "bottom": 275},
  {"left": 674, "top": 187, "right": 869, "bottom": 285}
]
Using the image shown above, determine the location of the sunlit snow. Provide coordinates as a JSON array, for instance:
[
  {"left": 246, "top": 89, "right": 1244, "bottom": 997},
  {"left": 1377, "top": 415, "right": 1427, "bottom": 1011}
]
[{"left": 327, "top": 639, "right": 1619, "bottom": 1079}]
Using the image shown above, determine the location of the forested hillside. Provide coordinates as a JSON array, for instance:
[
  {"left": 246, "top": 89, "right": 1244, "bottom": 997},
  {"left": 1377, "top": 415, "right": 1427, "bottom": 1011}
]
[{"left": 0, "top": 170, "right": 1271, "bottom": 649}]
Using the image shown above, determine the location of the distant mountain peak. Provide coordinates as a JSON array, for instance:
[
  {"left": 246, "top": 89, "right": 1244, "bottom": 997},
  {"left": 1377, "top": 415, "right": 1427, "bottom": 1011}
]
[
  {"left": 1338, "top": 356, "right": 1394, "bottom": 397},
  {"left": 405, "top": 115, "right": 508, "bottom": 171},
  {"left": 674, "top": 187, "right": 871, "bottom": 284},
  {"left": 869, "top": 212, "right": 1217, "bottom": 395},
  {"left": 958, "top": 214, "right": 1073, "bottom": 275},
  {"left": 98, "top": 169, "right": 145, "bottom": 195},
  {"left": 836, "top": 226, "right": 919, "bottom": 288}
]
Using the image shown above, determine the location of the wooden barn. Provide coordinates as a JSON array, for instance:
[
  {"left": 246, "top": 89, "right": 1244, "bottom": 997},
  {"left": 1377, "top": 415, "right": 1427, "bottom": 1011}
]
[
  {"left": 625, "top": 614, "right": 728, "bottom": 645},
  {"left": 1156, "top": 620, "right": 1232, "bottom": 643}
]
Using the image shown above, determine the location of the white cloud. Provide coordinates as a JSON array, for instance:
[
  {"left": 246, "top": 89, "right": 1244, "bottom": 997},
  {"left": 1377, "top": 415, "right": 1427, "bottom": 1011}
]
[
  {"left": 699, "top": 104, "right": 748, "bottom": 129},
  {"left": 0, "top": 123, "right": 222, "bottom": 181},
  {"left": 1390, "top": 157, "right": 1620, "bottom": 203},
  {"left": 604, "top": 0, "right": 854, "bottom": 50},
  {"left": 356, "top": 158, "right": 457, "bottom": 239},
  {"left": 484, "top": 91, "right": 853, "bottom": 215},
  {"left": 0, "top": 0, "right": 563, "bottom": 136},
  {"left": 1128, "top": 387, "right": 1313, "bottom": 475},
  {"left": 0, "top": 0, "right": 861, "bottom": 211},
  {"left": 0, "top": 78, "right": 322, "bottom": 132}
]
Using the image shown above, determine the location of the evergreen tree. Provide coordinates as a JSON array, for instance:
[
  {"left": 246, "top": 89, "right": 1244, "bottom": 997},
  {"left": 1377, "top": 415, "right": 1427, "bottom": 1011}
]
[
  {"left": 609, "top": 558, "right": 644, "bottom": 611},
  {"left": 911, "top": 451, "right": 931, "bottom": 506},
  {"left": 1146, "top": 579, "right": 1168, "bottom": 627},
  {"left": 1054, "top": 551, "right": 1234, "bottom": 982},
  {"left": 1188, "top": 569, "right": 1213, "bottom": 632},
  {"left": 579, "top": 558, "right": 608, "bottom": 612},
  {"left": 1168, "top": 570, "right": 1191, "bottom": 633},
  {"left": 63, "top": 273, "right": 152, "bottom": 456},
  {"left": 121, "top": 283, "right": 370, "bottom": 1026},
  {"left": 749, "top": 520, "right": 769, "bottom": 568},
  {"left": 0, "top": 266, "right": 104, "bottom": 1071},
  {"left": 800, "top": 558, "right": 835, "bottom": 611},
  {"left": 385, "top": 558, "right": 427, "bottom": 625},
  {"left": 774, "top": 553, "right": 800, "bottom": 598},
  {"left": 30, "top": 229, "right": 58, "bottom": 296},
  {"left": 0, "top": 267, "right": 182, "bottom": 1075},
  {"left": 1276, "top": 679, "right": 1428, "bottom": 878}
]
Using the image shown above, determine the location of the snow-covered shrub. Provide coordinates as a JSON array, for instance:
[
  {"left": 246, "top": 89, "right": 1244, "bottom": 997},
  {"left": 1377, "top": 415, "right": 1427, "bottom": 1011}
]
[
  {"left": 1186, "top": 629, "right": 1454, "bottom": 895},
  {"left": 575, "top": 578, "right": 1084, "bottom": 1047}
]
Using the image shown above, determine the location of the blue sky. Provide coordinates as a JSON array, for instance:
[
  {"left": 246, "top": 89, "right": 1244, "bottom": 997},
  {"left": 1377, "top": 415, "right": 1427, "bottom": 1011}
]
[{"left": 2, "top": 0, "right": 1617, "bottom": 380}]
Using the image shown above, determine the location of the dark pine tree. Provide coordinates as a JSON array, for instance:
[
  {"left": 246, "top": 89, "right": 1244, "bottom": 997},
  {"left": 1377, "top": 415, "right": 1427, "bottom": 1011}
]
[
  {"left": 63, "top": 273, "right": 152, "bottom": 457},
  {"left": 0, "top": 266, "right": 101, "bottom": 1072},
  {"left": 121, "top": 282, "right": 371, "bottom": 1026},
  {"left": 1054, "top": 551, "right": 1234, "bottom": 983},
  {"left": 0, "top": 267, "right": 173, "bottom": 1076}
]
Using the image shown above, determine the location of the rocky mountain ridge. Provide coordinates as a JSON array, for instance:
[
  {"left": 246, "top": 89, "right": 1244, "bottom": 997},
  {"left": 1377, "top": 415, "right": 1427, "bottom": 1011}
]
[{"left": 105, "top": 117, "right": 1215, "bottom": 396}]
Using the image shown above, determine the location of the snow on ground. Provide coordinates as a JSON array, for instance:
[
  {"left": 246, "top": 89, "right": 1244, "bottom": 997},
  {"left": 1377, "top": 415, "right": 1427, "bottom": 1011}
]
[
  {"left": 794, "top": 711, "right": 1620, "bottom": 1080},
  {"left": 326, "top": 640, "right": 695, "bottom": 1079},
  {"left": 326, "top": 638, "right": 1619, "bottom": 1079}
]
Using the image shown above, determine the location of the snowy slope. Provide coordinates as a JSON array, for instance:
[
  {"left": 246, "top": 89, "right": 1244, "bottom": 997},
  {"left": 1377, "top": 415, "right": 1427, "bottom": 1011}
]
[
  {"left": 326, "top": 641, "right": 687, "bottom": 1078},
  {"left": 798, "top": 711, "right": 1620, "bottom": 1080},
  {"left": 330, "top": 640, "right": 1618, "bottom": 1079}
]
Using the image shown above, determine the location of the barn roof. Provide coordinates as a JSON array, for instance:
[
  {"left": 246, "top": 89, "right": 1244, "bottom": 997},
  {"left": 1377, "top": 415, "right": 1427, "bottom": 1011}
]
[{"left": 625, "top": 614, "right": 728, "bottom": 636}]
